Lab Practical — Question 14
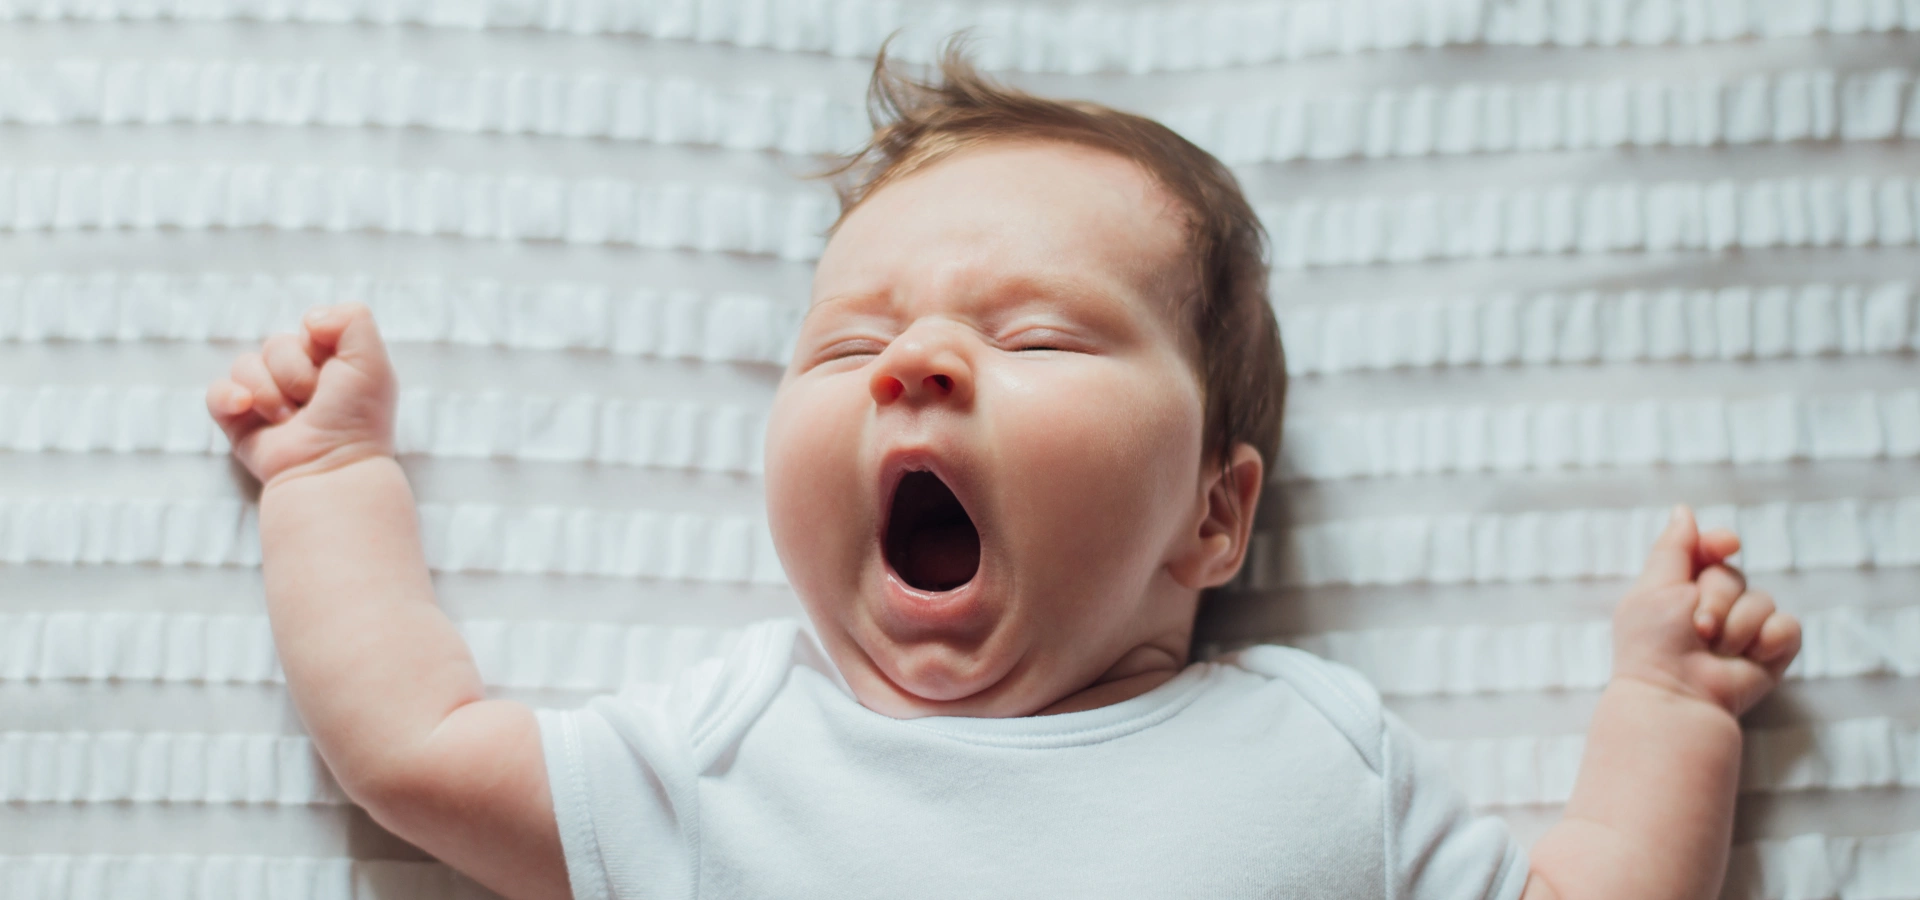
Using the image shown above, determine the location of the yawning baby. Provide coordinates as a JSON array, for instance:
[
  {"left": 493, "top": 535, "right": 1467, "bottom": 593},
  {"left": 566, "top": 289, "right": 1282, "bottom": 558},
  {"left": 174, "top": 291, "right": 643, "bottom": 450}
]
[{"left": 207, "top": 39, "right": 1802, "bottom": 900}]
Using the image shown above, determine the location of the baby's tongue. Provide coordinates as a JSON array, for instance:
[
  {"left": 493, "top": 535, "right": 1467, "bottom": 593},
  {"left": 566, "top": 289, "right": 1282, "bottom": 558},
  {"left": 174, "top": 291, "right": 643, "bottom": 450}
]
[{"left": 903, "top": 523, "right": 980, "bottom": 591}]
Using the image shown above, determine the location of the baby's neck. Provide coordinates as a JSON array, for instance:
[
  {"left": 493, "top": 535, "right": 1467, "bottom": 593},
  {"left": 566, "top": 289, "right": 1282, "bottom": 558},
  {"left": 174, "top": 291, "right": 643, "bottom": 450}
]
[{"left": 1032, "top": 643, "right": 1188, "bottom": 716}]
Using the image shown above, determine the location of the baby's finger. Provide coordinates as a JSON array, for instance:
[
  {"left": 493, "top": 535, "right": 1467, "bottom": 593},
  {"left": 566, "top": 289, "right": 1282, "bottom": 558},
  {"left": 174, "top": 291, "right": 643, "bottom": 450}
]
[
  {"left": 229, "top": 352, "right": 293, "bottom": 424},
  {"left": 1693, "top": 565, "right": 1744, "bottom": 641},
  {"left": 303, "top": 303, "right": 394, "bottom": 385},
  {"left": 204, "top": 378, "right": 255, "bottom": 437},
  {"left": 205, "top": 378, "right": 252, "bottom": 419},
  {"left": 262, "top": 332, "right": 320, "bottom": 405},
  {"left": 1635, "top": 505, "right": 1701, "bottom": 591},
  {"left": 1750, "top": 612, "right": 1802, "bottom": 678},
  {"left": 1714, "top": 589, "right": 1776, "bottom": 657},
  {"left": 297, "top": 307, "right": 333, "bottom": 361},
  {"left": 1700, "top": 562, "right": 1746, "bottom": 596},
  {"left": 1696, "top": 528, "right": 1741, "bottom": 568}
]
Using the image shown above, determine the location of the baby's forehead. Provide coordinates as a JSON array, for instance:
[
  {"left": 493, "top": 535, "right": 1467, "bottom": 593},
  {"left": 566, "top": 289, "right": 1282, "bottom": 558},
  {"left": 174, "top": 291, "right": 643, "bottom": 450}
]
[{"left": 811, "top": 141, "right": 1197, "bottom": 315}]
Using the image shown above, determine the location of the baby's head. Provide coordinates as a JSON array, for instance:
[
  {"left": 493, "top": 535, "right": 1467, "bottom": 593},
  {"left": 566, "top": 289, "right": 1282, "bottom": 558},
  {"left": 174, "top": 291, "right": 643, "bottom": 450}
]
[{"left": 764, "top": 40, "right": 1285, "bottom": 718}]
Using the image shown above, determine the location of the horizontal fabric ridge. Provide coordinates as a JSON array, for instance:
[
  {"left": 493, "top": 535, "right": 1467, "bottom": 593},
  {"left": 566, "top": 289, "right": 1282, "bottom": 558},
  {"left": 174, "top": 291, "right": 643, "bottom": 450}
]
[
  {"left": 0, "top": 272, "right": 800, "bottom": 365},
  {"left": 0, "top": 855, "right": 494, "bottom": 900},
  {"left": 1282, "top": 387, "right": 1920, "bottom": 481},
  {"left": 1243, "top": 496, "right": 1920, "bottom": 588},
  {"left": 9, "top": 62, "right": 1911, "bottom": 163},
  {"left": 1269, "top": 604, "right": 1920, "bottom": 696},
  {"left": 1259, "top": 176, "right": 1920, "bottom": 270},
  {"left": 0, "top": 731, "right": 347, "bottom": 805},
  {"left": 1280, "top": 281, "right": 1915, "bottom": 375},
  {"left": 0, "top": 165, "right": 835, "bottom": 260},
  {"left": 6, "top": 273, "right": 1908, "bottom": 376},
  {"left": 1431, "top": 716, "right": 1920, "bottom": 808},
  {"left": 10, "top": 492, "right": 1915, "bottom": 590},
  {"left": 1724, "top": 829, "right": 1920, "bottom": 900},
  {"left": 0, "top": 832, "right": 1916, "bottom": 900},
  {"left": 1175, "top": 67, "right": 1917, "bottom": 164},
  {"left": 7, "top": 716, "right": 1910, "bottom": 807},
  {"left": 8, "top": 605, "right": 1912, "bottom": 696},
  {"left": 1, "top": 0, "right": 1913, "bottom": 73},
  {"left": 0, "top": 385, "right": 770, "bottom": 474},
  {"left": 0, "top": 60, "right": 869, "bottom": 156},
  {"left": 0, "top": 497, "right": 785, "bottom": 584},
  {"left": 0, "top": 611, "right": 743, "bottom": 689}
]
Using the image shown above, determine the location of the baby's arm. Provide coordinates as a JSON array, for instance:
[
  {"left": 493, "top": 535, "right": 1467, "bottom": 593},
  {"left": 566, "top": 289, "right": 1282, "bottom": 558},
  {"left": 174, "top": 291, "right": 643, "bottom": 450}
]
[
  {"left": 207, "top": 305, "right": 569, "bottom": 900},
  {"left": 1522, "top": 506, "right": 1802, "bottom": 900}
]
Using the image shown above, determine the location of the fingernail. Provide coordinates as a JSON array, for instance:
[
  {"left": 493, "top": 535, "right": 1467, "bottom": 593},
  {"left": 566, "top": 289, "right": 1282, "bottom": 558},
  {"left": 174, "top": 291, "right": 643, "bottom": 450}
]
[
  {"left": 304, "top": 306, "right": 332, "bottom": 326},
  {"left": 1669, "top": 504, "right": 1686, "bottom": 525},
  {"left": 226, "top": 386, "right": 249, "bottom": 409}
]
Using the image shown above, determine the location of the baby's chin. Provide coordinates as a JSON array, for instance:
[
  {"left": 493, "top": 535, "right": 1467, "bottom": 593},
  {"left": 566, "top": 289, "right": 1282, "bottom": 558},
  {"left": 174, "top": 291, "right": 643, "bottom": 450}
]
[
  {"left": 829, "top": 571, "right": 1050, "bottom": 716},
  {"left": 859, "top": 578, "right": 1016, "bottom": 700}
]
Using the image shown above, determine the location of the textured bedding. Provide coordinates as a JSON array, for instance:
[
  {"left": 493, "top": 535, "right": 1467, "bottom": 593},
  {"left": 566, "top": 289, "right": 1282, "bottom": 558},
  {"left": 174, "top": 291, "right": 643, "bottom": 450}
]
[{"left": 0, "top": 2, "right": 1916, "bottom": 897}]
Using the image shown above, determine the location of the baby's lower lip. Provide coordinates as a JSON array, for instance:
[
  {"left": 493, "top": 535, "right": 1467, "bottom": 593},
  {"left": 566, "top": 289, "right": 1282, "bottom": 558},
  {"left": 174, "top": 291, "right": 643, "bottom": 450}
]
[{"left": 875, "top": 565, "right": 995, "bottom": 640}]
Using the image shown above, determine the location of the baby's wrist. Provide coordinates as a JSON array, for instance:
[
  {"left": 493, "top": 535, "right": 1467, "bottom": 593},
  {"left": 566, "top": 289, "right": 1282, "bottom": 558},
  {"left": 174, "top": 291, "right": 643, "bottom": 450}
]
[
  {"left": 261, "top": 443, "right": 399, "bottom": 497},
  {"left": 1606, "top": 666, "right": 1742, "bottom": 725}
]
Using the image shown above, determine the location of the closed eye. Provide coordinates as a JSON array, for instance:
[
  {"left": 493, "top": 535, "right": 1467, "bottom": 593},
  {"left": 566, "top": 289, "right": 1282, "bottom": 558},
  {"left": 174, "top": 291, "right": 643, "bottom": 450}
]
[
  {"left": 812, "top": 338, "right": 887, "bottom": 364},
  {"left": 1004, "top": 329, "right": 1087, "bottom": 353}
]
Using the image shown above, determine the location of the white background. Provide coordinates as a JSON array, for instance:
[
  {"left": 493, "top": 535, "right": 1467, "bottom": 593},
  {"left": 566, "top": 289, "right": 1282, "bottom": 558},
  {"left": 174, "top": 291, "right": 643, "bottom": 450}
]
[{"left": 0, "top": 2, "right": 1915, "bottom": 897}]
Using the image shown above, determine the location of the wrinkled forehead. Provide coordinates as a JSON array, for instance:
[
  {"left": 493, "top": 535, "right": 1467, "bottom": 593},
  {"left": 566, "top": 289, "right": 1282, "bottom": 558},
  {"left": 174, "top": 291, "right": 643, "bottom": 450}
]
[{"left": 809, "top": 139, "right": 1198, "bottom": 322}]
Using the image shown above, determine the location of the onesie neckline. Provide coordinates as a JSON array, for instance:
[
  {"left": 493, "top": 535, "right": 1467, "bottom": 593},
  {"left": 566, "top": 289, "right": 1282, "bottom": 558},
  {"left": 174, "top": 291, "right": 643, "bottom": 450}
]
[{"left": 895, "top": 661, "right": 1219, "bottom": 749}]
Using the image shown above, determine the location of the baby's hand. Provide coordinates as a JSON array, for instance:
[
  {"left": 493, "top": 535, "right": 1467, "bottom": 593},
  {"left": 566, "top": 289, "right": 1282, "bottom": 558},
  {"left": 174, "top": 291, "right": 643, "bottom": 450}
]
[
  {"left": 1609, "top": 505, "right": 1802, "bottom": 718},
  {"left": 205, "top": 303, "right": 398, "bottom": 491}
]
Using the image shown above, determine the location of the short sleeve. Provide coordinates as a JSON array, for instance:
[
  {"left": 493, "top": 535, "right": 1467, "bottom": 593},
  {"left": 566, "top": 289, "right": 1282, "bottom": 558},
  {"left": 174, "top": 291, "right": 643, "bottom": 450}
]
[
  {"left": 1382, "top": 708, "right": 1531, "bottom": 900},
  {"left": 537, "top": 685, "right": 702, "bottom": 900},
  {"left": 534, "top": 618, "right": 805, "bottom": 900},
  {"left": 1228, "top": 645, "right": 1531, "bottom": 900}
]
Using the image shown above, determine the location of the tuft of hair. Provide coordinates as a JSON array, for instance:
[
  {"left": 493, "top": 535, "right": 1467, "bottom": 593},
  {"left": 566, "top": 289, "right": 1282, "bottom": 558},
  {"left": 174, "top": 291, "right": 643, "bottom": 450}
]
[{"left": 811, "top": 33, "right": 1287, "bottom": 478}]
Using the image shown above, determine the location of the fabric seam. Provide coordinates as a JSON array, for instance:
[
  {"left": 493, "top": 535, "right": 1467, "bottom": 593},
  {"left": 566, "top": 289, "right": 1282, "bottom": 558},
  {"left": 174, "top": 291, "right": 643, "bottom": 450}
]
[
  {"left": 561, "top": 712, "right": 612, "bottom": 900},
  {"left": 1381, "top": 717, "right": 1396, "bottom": 900},
  {"left": 908, "top": 666, "right": 1214, "bottom": 749},
  {"left": 1487, "top": 838, "right": 1528, "bottom": 900},
  {"left": 690, "top": 622, "right": 778, "bottom": 755}
]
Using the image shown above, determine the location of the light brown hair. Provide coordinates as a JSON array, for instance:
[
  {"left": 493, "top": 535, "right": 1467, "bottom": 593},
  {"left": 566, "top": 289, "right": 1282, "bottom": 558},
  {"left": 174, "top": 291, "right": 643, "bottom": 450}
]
[{"left": 812, "top": 34, "right": 1288, "bottom": 476}]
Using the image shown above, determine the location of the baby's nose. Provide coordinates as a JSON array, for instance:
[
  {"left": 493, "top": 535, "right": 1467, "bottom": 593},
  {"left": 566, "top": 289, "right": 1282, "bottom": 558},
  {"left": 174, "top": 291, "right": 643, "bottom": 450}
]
[
  {"left": 868, "top": 333, "right": 972, "bottom": 408},
  {"left": 873, "top": 372, "right": 955, "bottom": 402}
]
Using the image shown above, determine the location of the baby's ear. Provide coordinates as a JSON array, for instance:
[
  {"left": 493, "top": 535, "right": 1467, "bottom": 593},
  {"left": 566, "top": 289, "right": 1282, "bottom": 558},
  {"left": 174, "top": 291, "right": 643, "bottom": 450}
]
[{"left": 1169, "top": 443, "right": 1264, "bottom": 590}]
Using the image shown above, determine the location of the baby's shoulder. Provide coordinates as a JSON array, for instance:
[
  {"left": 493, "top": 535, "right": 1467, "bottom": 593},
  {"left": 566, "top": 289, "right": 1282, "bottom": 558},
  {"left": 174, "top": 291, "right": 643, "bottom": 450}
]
[{"left": 1210, "top": 644, "right": 1387, "bottom": 774}]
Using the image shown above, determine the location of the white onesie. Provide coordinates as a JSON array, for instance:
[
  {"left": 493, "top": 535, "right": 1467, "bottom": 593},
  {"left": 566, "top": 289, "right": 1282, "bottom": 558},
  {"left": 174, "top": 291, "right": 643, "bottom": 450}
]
[{"left": 536, "top": 618, "right": 1529, "bottom": 900}]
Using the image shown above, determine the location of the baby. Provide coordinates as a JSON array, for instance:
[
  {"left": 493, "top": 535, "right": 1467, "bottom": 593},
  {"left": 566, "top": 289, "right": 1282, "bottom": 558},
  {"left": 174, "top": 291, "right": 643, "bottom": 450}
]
[{"left": 206, "top": 45, "right": 1802, "bottom": 900}]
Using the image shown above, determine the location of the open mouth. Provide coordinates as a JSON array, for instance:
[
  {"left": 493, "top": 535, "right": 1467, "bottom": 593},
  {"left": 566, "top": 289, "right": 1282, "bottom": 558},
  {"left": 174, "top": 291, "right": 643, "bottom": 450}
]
[{"left": 883, "top": 470, "right": 981, "bottom": 592}]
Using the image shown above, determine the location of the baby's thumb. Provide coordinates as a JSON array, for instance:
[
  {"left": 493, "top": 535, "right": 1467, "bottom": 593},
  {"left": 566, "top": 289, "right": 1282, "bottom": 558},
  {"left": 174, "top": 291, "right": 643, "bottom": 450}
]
[
  {"left": 1634, "top": 505, "right": 1700, "bottom": 591},
  {"left": 306, "top": 303, "right": 392, "bottom": 377}
]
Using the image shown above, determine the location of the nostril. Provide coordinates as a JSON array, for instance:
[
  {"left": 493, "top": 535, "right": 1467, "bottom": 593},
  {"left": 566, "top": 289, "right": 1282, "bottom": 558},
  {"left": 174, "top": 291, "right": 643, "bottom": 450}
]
[
  {"left": 927, "top": 374, "right": 952, "bottom": 393},
  {"left": 876, "top": 375, "right": 905, "bottom": 402}
]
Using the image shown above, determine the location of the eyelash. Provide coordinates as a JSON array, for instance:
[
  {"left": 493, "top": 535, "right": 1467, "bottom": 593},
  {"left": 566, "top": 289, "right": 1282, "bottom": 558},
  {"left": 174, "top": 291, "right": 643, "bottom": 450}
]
[
  {"left": 808, "top": 331, "right": 1084, "bottom": 364},
  {"left": 817, "top": 339, "right": 885, "bottom": 362},
  {"left": 1006, "top": 331, "right": 1078, "bottom": 352}
]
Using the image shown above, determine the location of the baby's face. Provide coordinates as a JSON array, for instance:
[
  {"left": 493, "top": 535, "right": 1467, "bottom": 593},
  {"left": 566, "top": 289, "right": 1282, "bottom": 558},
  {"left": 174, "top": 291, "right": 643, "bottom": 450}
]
[{"left": 764, "top": 140, "right": 1212, "bottom": 718}]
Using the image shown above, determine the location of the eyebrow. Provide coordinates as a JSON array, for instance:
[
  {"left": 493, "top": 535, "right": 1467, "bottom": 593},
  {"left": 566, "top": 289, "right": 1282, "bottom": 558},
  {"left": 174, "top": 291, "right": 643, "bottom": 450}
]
[
  {"left": 799, "top": 290, "right": 883, "bottom": 327},
  {"left": 802, "top": 271, "right": 1129, "bottom": 326}
]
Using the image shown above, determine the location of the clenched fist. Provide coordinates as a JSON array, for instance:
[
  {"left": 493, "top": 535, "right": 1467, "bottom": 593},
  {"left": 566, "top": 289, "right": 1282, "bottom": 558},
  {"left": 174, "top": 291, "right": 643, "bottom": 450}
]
[
  {"left": 1611, "top": 504, "right": 1803, "bottom": 718},
  {"left": 205, "top": 303, "right": 398, "bottom": 491}
]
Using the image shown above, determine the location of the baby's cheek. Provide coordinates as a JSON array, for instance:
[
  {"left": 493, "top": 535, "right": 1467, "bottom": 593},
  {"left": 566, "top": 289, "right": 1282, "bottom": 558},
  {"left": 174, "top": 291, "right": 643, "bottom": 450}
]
[
  {"left": 993, "top": 363, "right": 1201, "bottom": 561},
  {"left": 764, "top": 383, "right": 872, "bottom": 590}
]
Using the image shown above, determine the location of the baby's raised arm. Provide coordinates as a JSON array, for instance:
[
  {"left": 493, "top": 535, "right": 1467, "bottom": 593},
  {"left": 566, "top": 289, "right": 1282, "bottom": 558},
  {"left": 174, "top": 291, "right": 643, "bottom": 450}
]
[
  {"left": 1522, "top": 507, "right": 1802, "bottom": 900},
  {"left": 207, "top": 305, "right": 569, "bottom": 900}
]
